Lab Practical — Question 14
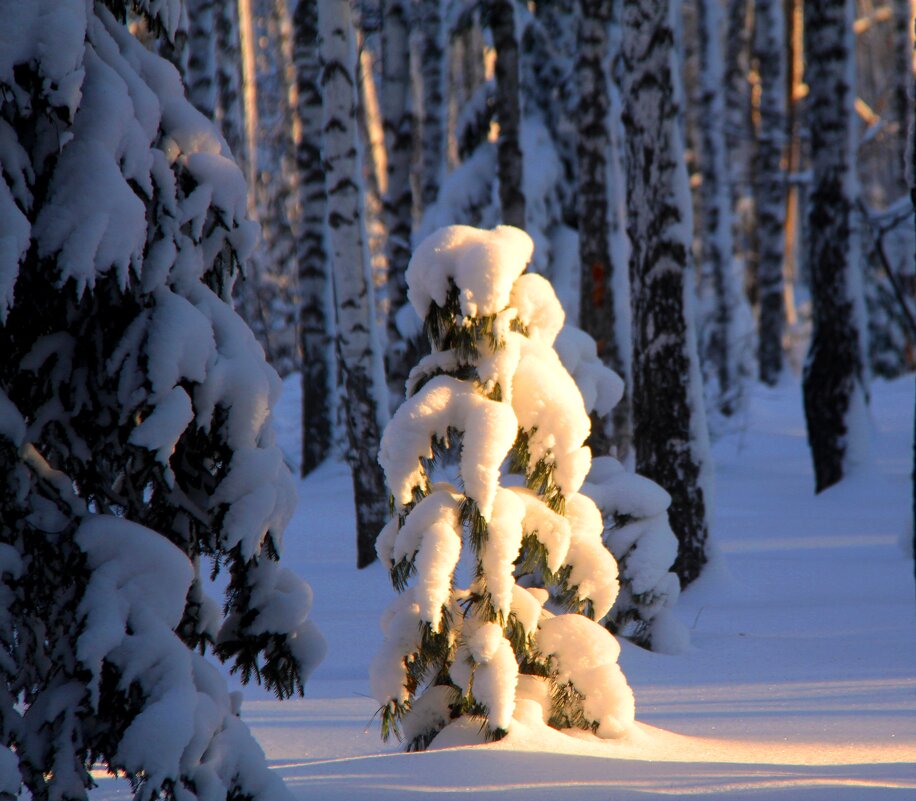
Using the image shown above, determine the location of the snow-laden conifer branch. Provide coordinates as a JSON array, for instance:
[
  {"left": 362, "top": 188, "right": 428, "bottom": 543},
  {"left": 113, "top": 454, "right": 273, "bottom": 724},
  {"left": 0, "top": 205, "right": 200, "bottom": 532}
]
[{"left": 0, "top": 3, "right": 322, "bottom": 796}]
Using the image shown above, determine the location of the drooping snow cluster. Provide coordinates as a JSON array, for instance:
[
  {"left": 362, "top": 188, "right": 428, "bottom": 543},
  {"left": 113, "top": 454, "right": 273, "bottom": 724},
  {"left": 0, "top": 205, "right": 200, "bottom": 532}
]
[
  {"left": 0, "top": 3, "right": 321, "bottom": 798},
  {"left": 372, "top": 225, "right": 635, "bottom": 749},
  {"left": 556, "top": 326, "right": 686, "bottom": 652}
]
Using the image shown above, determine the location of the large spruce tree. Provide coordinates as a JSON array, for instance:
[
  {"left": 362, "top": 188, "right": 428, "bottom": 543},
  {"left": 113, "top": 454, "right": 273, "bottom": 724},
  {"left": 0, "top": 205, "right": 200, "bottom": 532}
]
[{"left": 0, "top": 2, "right": 323, "bottom": 797}]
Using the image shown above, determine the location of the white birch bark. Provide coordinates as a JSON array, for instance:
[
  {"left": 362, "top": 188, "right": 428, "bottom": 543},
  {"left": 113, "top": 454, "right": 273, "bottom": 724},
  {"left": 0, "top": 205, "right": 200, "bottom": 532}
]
[
  {"left": 752, "top": 0, "right": 787, "bottom": 386},
  {"left": 622, "top": 0, "right": 712, "bottom": 587},
  {"left": 320, "top": 0, "right": 390, "bottom": 567},
  {"left": 242, "top": 0, "right": 300, "bottom": 376},
  {"left": 216, "top": 0, "right": 246, "bottom": 165},
  {"left": 894, "top": 0, "right": 914, "bottom": 191},
  {"left": 293, "top": 0, "right": 334, "bottom": 477},
  {"left": 696, "top": 0, "right": 748, "bottom": 412},
  {"left": 491, "top": 0, "right": 525, "bottom": 229},
  {"left": 381, "top": 0, "right": 414, "bottom": 400},
  {"left": 802, "top": 0, "right": 869, "bottom": 492},
  {"left": 416, "top": 0, "right": 447, "bottom": 216},
  {"left": 186, "top": 0, "right": 218, "bottom": 119},
  {"left": 724, "top": 0, "right": 751, "bottom": 205},
  {"left": 577, "top": 0, "right": 630, "bottom": 457}
]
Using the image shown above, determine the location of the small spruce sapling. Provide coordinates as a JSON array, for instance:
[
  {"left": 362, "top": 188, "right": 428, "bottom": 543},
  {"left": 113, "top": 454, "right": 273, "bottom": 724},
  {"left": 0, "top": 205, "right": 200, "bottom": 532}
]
[
  {"left": 556, "top": 328, "right": 687, "bottom": 652},
  {"left": 371, "top": 225, "right": 634, "bottom": 749}
]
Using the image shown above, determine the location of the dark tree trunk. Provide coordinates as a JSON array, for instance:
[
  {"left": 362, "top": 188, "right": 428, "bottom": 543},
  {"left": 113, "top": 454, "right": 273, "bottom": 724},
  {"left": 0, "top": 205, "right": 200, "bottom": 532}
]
[
  {"left": 622, "top": 0, "right": 712, "bottom": 587},
  {"left": 417, "top": 0, "right": 446, "bottom": 215},
  {"left": 753, "top": 0, "right": 787, "bottom": 385},
  {"left": 576, "top": 0, "right": 630, "bottom": 457},
  {"left": 909, "top": 9, "right": 916, "bottom": 600},
  {"left": 724, "top": 0, "right": 751, "bottom": 191},
  {"left": 895, "top": 0, "right": 913, "bottom": 192},
  {"left": 320, "top": 0, "right": 389, "bottom": 567},
  {"left": 802, "top": 0, "right": 867, "bottom": 493},
  {"left": 187, "top": 0, "right": 218, "bottom": 118},
  {"left": 215, "top": 0, "right": 246, "bottom": 164},
  {"left": 293, "top": 0, "right": 334, "bottom": 477},
  {"left": 490, "top": 0, "right": 525, "bottom": 228},
  {"left": 381, "top": 0, "right": 414, "bottom": 402}
]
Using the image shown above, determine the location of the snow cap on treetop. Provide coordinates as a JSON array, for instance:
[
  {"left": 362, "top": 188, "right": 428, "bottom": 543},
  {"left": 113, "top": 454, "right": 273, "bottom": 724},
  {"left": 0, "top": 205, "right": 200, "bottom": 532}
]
[{"left": 406, "top": 225, "right": 534, "bottom": 319}]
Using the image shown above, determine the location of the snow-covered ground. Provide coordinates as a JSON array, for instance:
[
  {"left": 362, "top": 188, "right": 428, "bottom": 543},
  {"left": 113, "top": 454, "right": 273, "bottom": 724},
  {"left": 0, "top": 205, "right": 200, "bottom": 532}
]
[{"left": 96, "top": 376, "right": 916, "bottom": 800}]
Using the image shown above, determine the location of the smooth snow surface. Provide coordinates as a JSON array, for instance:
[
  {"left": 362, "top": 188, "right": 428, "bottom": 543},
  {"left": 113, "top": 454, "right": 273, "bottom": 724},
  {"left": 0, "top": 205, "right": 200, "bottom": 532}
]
[{"left": 91, "top": 377, "right": 916, "bottom": 800}]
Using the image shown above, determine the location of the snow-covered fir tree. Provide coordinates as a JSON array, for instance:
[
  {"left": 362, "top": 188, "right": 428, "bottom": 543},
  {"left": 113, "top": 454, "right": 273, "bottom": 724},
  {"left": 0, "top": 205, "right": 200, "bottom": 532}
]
[
  {"left": 0, "top": 2, "right": 323, "bottom": 797},
  {"left": 372, "top": 225, "right": 634, "bottom": 749},
  {"left": 622, "top": 0, "right": 713, "bottom": 586},
  {"left": 802, "top": 0, "right": 869, "bottom": 492}
]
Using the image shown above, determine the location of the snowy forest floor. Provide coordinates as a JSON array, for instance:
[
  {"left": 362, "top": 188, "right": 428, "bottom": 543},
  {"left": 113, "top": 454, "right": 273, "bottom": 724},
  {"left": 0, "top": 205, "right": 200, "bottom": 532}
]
[{"left": 95, "top": 376, "right": 916, "bottom": 800}]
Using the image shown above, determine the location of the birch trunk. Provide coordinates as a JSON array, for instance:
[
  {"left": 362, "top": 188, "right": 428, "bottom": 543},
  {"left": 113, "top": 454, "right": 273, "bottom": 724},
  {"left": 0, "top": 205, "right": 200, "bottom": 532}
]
[
  {"left": 577, "top": 0, "right": 630, "bottom": 457},
  {"left": 695, "top": 0, "right": 747, "bottom": 414},
  {"left": 247, "top": 0, "right": 300, "bottom": 377},
  {"left": 187, "top": 0, "right": 218, "bottom": 119},
  {"left": 381, "top": 0, "right": 414, "bottom": 401},
  {"left": 622, "top": 0, "right": 712, "bottom": 587},
  {"left": 491, "top": 0, "right": 525, "bottom": 229},
  {"left": 417, "top": 0, "right": 447, "bottom": 216},
  {"left": 752, "top": 0, "right": 787, "bottom": 386},
  {"left": 802, "top": 0, "right": 868, "bottom": 493},
  {"left": 724, "top": 0, "right": 751, "bottom": 197},
  {"left": 215, "top": 0, "right": 246, "bottom": 164},
  {"left": 320, "top": 0, "right": 390, "bottom": 567},
  {"left": 293, "top": 0, "right": 334, "bottom": 477},
  {"left": 894, "top": 0, "right": 914, "bottom": 191}
]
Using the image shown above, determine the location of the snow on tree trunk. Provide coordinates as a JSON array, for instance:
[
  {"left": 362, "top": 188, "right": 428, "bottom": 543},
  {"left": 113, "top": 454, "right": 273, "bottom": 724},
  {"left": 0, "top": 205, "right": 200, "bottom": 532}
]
[
  {"left": 802, "top": 0, "right": 869, "bottom": 493},
  {"left": 293, "top": 0, "right": 334, "bottom": 476},
  {"left": 187, "top": 0, "right": 218, "bottom": 119},
  {"left": 490, "top": 0, "right": 525, "bottom": 229},
  {"left": 320, "top": 0, "right": 390, "bottom": 567},
  {"left": 216, "top": 0, "right": 247, "bottom": 165},
  {"left": 381, "top": 0, "right": 415, "bottom": 402},
  {"left": 372, "top": 225, "right": 633, "bottom": 749},
  {"left": 576, "top": 0, "right": 631, "bottom": 457},
  {"left": 695, "top": 0, "right": 750, "bottom": 416},
  {"left": 622, "top": 0, "right": 712, "bottom": 587},
  {"left": 417, "top": 0, "right": 447, "bottom": 217},
  {"left": 0, "top": 3, "right": 323, "bottom": 797},
  {"left": 752, "top": 0, "right": 787, "bottom": 386}
]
